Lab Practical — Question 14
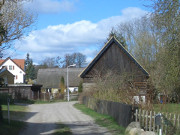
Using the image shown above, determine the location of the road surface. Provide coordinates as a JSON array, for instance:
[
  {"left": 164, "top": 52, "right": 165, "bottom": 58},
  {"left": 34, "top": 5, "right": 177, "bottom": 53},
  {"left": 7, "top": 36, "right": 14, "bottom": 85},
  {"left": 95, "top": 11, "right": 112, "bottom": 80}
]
[{"left": 19, "top": 101, "right": 112, "bottom": 135}]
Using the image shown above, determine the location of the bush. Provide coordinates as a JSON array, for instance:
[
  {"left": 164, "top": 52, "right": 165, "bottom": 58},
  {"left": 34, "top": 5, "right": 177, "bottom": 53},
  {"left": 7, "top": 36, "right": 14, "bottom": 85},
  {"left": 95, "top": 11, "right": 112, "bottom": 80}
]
[
  {"left": 78, "top": 81, "right": 83, "bottom": 93},
  {"left": 0, "top": 93, "right": 13, "bottom": 105}
]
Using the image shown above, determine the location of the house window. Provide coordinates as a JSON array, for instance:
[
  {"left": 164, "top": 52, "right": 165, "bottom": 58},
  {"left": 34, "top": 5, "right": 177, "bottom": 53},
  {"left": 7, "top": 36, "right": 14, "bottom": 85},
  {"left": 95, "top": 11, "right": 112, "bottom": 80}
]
[
  {"left": 9, "top": 65, "right": 14, "bottom": 70},
  {"left": 9, "top": 65, "right": 13, "bottom": 70},
  {"left": 16, "top": 75, "right": 18, "bottom": 80}
]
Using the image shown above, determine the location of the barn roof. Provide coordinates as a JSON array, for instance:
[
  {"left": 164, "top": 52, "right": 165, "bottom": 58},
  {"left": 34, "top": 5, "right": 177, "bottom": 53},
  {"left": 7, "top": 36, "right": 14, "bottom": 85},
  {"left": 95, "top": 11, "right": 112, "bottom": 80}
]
[
  {"left": 37, "top": 68, "right": 84, "bottom": 88},
  {"left": 79, "top": 36, "right": 149, "bottom": 78}
]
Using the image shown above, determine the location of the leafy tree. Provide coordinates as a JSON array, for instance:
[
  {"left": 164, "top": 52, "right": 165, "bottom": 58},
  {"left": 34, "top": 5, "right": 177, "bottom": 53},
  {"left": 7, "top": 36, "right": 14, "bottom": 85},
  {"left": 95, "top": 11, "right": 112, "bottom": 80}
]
[
  {"left": 25, "top": 53, "right": 35, "bottom": 82},
  {"left": 78, "top": 81, "right": 83, "bottom": 93},
  {"left": 60, "top": 76, "right": 65, "bottom": 94},
  {"left": 150, "top": 0, "right": 180, "bottom": 100}
]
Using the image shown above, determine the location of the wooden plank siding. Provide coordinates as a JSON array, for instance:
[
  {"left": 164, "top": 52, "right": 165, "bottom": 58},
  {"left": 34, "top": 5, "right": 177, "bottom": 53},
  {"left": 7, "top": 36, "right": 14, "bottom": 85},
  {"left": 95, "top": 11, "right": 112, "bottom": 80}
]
[
  {"left": 79, "top": 37, "right": 149, "bottom": 93},
  {"left": 82, "top": 42, "right": 147, "bottom": 83}
]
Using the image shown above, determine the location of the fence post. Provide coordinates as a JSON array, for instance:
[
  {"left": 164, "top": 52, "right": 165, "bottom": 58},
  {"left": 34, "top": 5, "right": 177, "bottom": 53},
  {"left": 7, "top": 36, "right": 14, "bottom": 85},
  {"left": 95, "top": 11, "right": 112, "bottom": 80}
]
[
  {"left": 135, "top": 109, "right": 138, "bottom": 122},
  {"left": 153, "top": 111, "right": 156, "bottom": 132},
  {"left": 178, "top": 114, "right": 180, "bottom": 128},
  {"left": 139, "top": 109, "right": 142, "bottom": 125},
  {"left": 174, "top": 114, "right": 176, "bottom": 126},
  {"left": 145, "top": 111, "right": 148, "bottom": 131},
  {"left": 142, "top": 110, "right": 145, "bottom": 128},
  {"left": 149, "top": 111, "right": 152, "bottom": 131}
]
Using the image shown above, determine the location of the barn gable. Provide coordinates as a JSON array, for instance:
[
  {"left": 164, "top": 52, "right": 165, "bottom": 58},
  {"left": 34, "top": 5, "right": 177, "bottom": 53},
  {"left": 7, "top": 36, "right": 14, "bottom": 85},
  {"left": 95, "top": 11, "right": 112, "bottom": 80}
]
[{"left": 79, "top": 37, "right": 149, "bottom": 81}]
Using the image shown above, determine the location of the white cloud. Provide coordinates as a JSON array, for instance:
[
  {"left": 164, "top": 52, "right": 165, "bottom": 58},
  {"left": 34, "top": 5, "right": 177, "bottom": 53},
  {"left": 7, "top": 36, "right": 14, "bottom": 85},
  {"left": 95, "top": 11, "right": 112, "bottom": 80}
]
[
  {"left": 24, "top": 0, "right": 75, "bottom": 14},
  {"left": 14, "top": 7, "right": 148, "bottom": 64}
]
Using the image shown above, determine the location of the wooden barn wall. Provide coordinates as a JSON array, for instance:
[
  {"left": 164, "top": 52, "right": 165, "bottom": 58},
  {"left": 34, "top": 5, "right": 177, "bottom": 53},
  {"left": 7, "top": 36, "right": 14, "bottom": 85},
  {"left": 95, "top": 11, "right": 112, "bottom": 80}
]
[{"left": 84, "top": 43, "right": 147, "bottom": 83}]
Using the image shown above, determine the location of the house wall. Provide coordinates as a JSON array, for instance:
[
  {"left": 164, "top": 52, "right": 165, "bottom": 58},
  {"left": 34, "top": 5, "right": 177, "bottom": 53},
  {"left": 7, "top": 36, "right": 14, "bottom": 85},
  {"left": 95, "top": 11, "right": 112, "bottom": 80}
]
[
  {"left": 83, "top": 43, "right": 147, "bottom": 83},
  {"left": 0, "top": 59, "right": 25, "bottom": 83}
]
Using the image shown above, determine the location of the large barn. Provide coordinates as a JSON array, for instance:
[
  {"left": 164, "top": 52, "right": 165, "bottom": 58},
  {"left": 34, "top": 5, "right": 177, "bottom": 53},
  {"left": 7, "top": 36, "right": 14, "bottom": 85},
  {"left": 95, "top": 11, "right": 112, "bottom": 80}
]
[
  {"left": 79, "top": 37, "right": 149, "bottom": 92},
  {"left": 37, "top": 68, "right": 84, "bottom": 92}
]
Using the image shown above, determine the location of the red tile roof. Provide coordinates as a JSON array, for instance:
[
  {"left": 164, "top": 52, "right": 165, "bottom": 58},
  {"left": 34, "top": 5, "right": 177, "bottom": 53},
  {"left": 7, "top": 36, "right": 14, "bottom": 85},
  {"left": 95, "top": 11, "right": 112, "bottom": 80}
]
[{"left": 0, "top": 58, "right": 25, "bottom": 71}]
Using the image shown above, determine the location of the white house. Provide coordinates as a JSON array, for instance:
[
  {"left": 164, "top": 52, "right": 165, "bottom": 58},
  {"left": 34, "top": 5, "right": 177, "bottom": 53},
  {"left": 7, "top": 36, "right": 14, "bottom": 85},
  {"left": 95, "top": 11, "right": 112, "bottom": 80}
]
[{"left": 0, "top": 57, "right": 25, "bottom": 84}]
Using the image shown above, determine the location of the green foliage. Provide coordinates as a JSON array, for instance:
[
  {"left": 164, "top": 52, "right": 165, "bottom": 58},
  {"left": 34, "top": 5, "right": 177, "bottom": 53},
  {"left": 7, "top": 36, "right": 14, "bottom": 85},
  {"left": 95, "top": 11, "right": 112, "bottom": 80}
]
[
  {"left": 60, "top": 76, "right": 65, "bottom": 94},
  {"left": 78, "top": 81, "right": 83, "bottom": 93},
  {"left": 74, "top": 103, "right": 125, "bottom": 135},
  {"left": 150, "top": 0, "right": 180, "bottom": 98},
  {"left": 0, "top": 119, "right": 25, "bottom": 135},
  {"left": 0, "top": 93, "right": 13, "bottom": 105},
  {"left": 153, "top": 104, "right": 180, "bottom": 114},
  {"left": 25, "top": 53, "right": 36, "bottom": 82},
  {"left": 107, "top": 28, "right": 127, "bottom": 48},
  {"left": 53, "top": 123, "right": 72, "bottom": 135}
]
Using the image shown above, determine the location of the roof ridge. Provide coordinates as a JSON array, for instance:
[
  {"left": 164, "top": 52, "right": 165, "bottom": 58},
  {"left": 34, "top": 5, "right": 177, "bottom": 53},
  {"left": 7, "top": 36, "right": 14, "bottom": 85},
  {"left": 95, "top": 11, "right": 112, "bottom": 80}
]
[{"left": 79, "top": 37, "right": 149, "bottom": 78}]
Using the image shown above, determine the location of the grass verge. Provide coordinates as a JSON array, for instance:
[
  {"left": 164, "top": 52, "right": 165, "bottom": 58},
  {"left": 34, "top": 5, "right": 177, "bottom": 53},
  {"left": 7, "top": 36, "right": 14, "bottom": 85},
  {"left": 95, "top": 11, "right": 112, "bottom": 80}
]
[
  {"left": 74, "top": 103, "right": 125, "bottom": 135},
  {"left": 2, "top": 104, "right": 27, "bottom": 119},
  {"left": 0, "top": 119, "right": 25, "bottom": 135},
  {"left": 53, "top": 123, "right": 72, "bottom": 135},
  {"left": 153, "top": 103, "right": 180, "bottom": 113},
  {"left": 14, "top": 99, "right": 66, "bottom": 104}
]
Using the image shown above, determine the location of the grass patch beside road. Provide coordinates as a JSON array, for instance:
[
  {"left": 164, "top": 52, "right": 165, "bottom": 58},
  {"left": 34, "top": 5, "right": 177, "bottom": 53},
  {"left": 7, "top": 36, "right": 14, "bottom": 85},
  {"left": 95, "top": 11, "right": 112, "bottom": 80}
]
[
  {"left": 153, "top": 104, "right": 180, "bottom": 113},
  {"left": 53, "top": 123, "right": 72, "bottom": 135},
  {"left": 0, "top": 119, "right": 25, "bottom": 135},
  {"left": 2, "top": 104, "right": 27, "bottom": 119},
  {"left": 74, "top": 103, "right": 125, "bottom": 135},
  {"left": 0, "top": 104, "right": 27, "bottom": 135}
]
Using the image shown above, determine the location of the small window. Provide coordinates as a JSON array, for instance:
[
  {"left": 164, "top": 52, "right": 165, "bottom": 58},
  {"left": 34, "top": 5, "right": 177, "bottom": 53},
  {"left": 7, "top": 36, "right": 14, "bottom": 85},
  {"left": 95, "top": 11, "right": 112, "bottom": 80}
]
[
  {"left": 9, "top": 65, "right": 13, "bottom": 70},
  {"left": 16, "top": 75, "right": 18, "bottom": 80}
]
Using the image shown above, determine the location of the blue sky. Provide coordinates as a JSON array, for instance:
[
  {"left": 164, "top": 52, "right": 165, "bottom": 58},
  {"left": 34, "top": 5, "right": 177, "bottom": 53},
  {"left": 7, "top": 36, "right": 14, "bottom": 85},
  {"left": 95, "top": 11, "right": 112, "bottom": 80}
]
[{"left": 7, "top": 0, "right": 151, "bottom": 65}]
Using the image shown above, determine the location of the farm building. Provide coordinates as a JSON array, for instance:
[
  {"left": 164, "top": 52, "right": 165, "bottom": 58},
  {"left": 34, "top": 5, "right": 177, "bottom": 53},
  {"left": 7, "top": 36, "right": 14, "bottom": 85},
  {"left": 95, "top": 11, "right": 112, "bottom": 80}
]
[
  {"left": 79, "top": 37, "right": 150, "bottom": 98},
  {"left": 37, "top": 68, "right": 84, "bottom": 92}
]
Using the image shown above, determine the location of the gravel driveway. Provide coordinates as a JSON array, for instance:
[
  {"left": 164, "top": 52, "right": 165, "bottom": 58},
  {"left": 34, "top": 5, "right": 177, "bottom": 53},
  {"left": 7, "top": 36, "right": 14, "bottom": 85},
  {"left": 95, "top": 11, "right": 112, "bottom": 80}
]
[{"left": 19, "top": 101, "right": 112, "bottom": 135}]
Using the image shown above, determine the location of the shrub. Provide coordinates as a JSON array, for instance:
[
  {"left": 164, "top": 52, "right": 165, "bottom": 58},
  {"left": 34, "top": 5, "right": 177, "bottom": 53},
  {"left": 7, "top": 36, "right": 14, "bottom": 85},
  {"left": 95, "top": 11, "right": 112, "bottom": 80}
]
[{"left": 78, "top": 81, "right": 83, "bottom": 93}]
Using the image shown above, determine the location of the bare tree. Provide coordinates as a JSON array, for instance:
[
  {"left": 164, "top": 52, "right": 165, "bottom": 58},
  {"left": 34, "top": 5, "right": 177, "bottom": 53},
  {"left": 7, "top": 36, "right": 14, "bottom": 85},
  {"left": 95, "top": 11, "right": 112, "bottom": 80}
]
[
  {"left": 0, "top": 0, "right": 35, "bottom": 51},
  {"left": 62, "top": 52, "right": 86, "bottom": 68},
  {"left": 40, "top": 57, "right": 57, "bottom": 68}
]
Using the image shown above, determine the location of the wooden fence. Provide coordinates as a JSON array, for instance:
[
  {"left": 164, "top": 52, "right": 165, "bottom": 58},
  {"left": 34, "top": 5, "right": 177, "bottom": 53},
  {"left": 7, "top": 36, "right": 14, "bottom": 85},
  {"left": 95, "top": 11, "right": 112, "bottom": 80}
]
[{"left": 135, "top": 109, "right": 180, "bottom": 134}]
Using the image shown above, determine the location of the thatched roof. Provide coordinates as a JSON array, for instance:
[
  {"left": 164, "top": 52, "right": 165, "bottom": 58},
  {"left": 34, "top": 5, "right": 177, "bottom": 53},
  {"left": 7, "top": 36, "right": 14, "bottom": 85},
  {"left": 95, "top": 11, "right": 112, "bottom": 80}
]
[{"left": 37, "top": 68, "right": 84, "bottom": 88}]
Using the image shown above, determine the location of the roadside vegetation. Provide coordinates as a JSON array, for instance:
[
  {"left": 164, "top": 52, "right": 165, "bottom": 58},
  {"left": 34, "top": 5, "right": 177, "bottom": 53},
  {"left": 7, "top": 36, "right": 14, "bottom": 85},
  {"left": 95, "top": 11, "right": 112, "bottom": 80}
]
[
  {"left": 0, "top": 99, "right": 27, "bottom": 135},
  {"left": 53, "top": 123, "right": 72, "bottom": 135},
  {"left": 74, "top": 103, "right": 125, "bottom": 135},
  {"left": 0, "top": 119, "right": 25, "bottom": 135}
]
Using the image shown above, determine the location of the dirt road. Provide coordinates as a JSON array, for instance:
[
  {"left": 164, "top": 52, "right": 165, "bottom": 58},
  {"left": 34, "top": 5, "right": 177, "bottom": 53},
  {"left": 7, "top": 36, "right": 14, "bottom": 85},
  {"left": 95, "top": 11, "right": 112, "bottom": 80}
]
[{"left": 19, "top": 101, "right": 112, "bottom": 135}]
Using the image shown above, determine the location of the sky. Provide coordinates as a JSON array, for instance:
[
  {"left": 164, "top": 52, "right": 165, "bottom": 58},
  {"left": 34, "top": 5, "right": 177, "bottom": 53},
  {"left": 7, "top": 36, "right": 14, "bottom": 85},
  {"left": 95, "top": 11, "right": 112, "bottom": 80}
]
[{"left": 6, "top": 0, "right": 151, "bottom": 65}]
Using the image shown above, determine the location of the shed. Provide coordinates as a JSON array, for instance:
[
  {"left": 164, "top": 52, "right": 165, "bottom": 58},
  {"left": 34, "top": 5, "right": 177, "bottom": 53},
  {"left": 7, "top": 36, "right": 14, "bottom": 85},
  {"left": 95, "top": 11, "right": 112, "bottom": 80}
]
[{"left": 79, "top": 37, "right": 149, "bottom": 91}]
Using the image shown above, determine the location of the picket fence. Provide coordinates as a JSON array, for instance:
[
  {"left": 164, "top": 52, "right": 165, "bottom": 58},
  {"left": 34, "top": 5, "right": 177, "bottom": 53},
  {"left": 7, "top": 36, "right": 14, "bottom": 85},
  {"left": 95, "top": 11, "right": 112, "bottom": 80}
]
[{"left": 135, "top": 109, "right": 180, "bottom": 134}]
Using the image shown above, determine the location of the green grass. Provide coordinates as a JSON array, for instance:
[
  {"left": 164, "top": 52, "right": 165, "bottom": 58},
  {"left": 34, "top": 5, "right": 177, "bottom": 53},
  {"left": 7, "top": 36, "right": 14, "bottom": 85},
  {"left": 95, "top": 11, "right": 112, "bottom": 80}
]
[
  {"left": 0, "top": 119, "right": 25, "bottom": 135},
  {"left": 2, "top": 104, "right": 27, "bottom": 120},
  {"left": 74, "top": 103, "right": 125, "bottom": 135},
  {"left": 153, "top": 103, "right": 180, "bottom": 114},
  {"left": 33, "top": 99, "right": 65, "bottom": 104},
  {"left": 53, "top": 123, "right": 72, "bottom": 135},
  {"left": 14, "top": 99, "right": 66, "bottom": 104}
]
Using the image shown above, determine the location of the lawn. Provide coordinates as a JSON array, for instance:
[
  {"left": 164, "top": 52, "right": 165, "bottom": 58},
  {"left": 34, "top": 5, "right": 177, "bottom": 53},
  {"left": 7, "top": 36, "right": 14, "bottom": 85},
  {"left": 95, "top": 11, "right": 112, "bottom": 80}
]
[
  {"left": 0, "top": 104, "right": 27, "bottom": 135},
  {"left": 0, "top": 119, "right": 25, "bottom": 135},
  {"left": 74, "top": 103, "right": 125, "bottom": 135},
  {"left": 153, "top": 103, "right": 180, "bottom": 114},
  {"left": 2, "top": 104, "right": 27, "bottom": 120}
]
